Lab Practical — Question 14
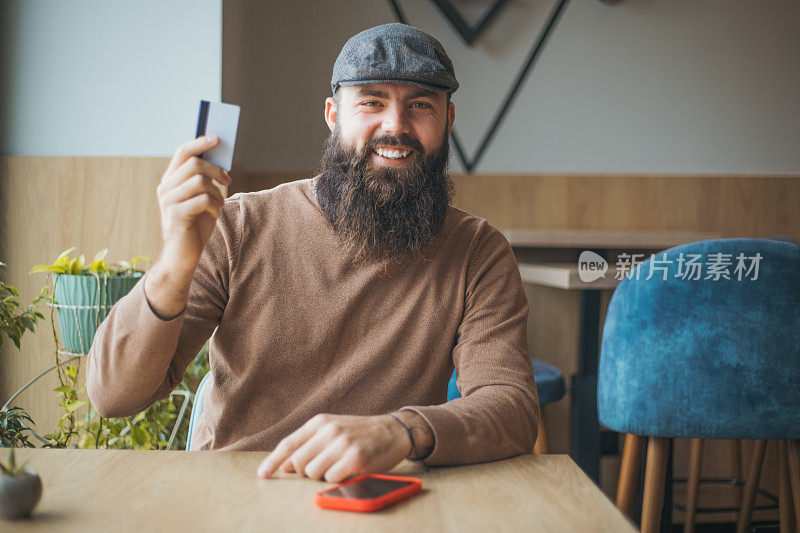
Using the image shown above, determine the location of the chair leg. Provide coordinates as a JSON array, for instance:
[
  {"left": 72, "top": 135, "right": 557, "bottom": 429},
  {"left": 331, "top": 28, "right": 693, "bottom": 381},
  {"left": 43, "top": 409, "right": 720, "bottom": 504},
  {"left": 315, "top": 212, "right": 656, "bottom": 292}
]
[
  {"left": 641, "top": 437, "right": 670, "bottom": 533},
  {"left": 533, "top": 409, "right": 548, "bottom": 454},
  {"left": 777, "top": 440, "right": 796, "bottom": 533},
  {"left": 616, "top": 433, "right": 645, "bottom": 517},
  {"left": 787, "top": 440, "right": 800, "bottom": 532},
  {"left": 736, "top": 439, "right": 768, "bottom": 533},
  {"left": 685, "top": 438, "right": 704, "bottom": 533},
  {"left": 731, "top": 439, "right": 744, "bottom": 515}
]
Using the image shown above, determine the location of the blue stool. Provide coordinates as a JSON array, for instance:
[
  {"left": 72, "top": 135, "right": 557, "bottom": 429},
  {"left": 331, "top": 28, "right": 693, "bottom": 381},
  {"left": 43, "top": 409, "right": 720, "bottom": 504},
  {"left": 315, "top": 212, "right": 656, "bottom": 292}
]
[
  {"left": 598, "top": 238, "right": 800, "bottom": 533},
  {"left": 448, "top": 358, "right": 565, "bottom": 453}
]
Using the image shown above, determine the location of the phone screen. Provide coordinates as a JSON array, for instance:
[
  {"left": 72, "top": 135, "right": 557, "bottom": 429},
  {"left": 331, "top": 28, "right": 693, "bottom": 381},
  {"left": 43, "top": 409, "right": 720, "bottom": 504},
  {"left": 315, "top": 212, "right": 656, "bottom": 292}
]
[{"left": 324, "top": 477, "right": 413, "bottom": 500}]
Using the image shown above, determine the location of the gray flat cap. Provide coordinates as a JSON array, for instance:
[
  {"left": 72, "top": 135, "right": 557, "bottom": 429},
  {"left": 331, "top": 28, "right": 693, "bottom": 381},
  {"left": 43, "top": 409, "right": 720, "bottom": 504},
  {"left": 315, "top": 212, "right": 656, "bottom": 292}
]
[{"left": 331, "top": 23, "right": 459, "bottom": 95}]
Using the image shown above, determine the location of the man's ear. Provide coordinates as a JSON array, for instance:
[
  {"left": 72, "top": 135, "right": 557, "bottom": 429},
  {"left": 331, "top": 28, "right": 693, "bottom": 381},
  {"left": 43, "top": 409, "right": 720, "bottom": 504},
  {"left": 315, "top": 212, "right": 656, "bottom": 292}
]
[
  {"left": 447, "top": 100, "right": 455, "bottom": 136},
  {"left": 325, "top": 97, "right": 337, "bottom": 133}
]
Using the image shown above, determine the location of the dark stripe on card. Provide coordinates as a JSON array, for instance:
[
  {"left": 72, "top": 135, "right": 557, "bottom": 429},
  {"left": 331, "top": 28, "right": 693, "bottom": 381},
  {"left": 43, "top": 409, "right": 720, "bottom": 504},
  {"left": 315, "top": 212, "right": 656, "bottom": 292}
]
[{"left": 196, "top": 100, "right": 210, "bottom": 138}]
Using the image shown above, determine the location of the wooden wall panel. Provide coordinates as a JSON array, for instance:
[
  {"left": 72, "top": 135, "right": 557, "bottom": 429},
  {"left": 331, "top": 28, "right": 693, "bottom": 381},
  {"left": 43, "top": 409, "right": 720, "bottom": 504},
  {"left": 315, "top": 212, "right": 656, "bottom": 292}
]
[
  {"left": 0, "top": 156, "right": 169, "bottom": 435},
  {"left": 234, "top": 173, "right": 800, "bottom": 238}
]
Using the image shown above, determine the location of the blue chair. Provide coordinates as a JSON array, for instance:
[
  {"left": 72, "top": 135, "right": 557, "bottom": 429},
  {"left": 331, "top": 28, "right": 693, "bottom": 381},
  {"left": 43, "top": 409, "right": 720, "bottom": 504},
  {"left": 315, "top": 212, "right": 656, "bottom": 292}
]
[
  {"left": 186, "top": 371, "right": 211, "bottom": 451},
  {"left": 598, "top": 239, "right": 800, "bottom": 533},
  {"left": 448, "top": 358, "right": 565, "bottom": 453}
]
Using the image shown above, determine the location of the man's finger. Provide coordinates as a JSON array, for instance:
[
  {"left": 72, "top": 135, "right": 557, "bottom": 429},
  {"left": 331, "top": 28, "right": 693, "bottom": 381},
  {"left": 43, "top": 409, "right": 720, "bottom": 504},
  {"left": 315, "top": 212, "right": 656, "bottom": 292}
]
[
  {"left": 166, "top": 135, "right": 218, "bottom": 177},
  {"left": 282, "top": 432, "right": 332, "bottom": 478},
  {"left": 257, "top": 424, "right": 317, "bottom": 478},
  {"left": 323, "top": 449, "right": 361, "bottom": 484},
  {"left": 303, "top": 445, "right": 344, "bottom": 481},
  {"left": 163, "top": 154, "right": 231, "bottom": 192}
]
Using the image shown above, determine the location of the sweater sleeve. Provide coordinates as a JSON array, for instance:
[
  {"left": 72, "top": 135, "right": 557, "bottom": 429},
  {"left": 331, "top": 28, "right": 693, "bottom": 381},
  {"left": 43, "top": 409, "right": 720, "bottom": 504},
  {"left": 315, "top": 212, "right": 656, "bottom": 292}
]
[
  {"left": 86, "top": 201, "right": 241, "bottom": 418},
  {"left": 401, "top": 222, "right": 539, "bottom": 465}
]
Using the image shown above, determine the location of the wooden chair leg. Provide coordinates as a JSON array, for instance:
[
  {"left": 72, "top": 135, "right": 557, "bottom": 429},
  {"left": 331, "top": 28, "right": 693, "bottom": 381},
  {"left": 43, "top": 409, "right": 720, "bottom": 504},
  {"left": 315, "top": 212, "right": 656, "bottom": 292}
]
[
  {"left": 777, "top": 440, "right": 796, "bottom": 533},
  {"left": 736, "top": 439, "right": 768, "bottom": 533},
  {"left": 641, "top": 437, "right": 670, "bottom": 533},
  {"left": 731, "top": 439, "right": 744, "bottom": 513},
  {"left": 787, "top": 439, "right": 800, "bottom": 532},
  {"left": 616, "top": 433, "right": 645, "bottom": 517},
  {"left": 685, "top": 438, "right": 704, "bottom": 533},
  {"left": 533, "top": 409, "right": 548, "bottom": 454}
]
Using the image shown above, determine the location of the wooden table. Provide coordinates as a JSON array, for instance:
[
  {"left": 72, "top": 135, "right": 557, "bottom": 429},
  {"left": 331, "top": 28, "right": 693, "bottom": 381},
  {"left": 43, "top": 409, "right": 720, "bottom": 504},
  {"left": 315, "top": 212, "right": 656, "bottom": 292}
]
[
  {"left": 3, "top": 449, "right": 635, "bottom": 532},
  {"left": 518, "top": 262, "right": 621, "bottom": 290},
  {"left": 517, "top": 261, "right": 624, "bottom": 485},
  {"left": 501, "top": 228, "right": 721, "bottom": 249}
]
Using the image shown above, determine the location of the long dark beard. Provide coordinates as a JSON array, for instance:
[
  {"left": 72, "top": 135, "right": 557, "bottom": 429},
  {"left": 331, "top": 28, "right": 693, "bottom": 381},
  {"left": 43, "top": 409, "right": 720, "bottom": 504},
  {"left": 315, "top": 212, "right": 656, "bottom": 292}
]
[{"left": 315, "top": 125, "right": 454, "bottom": 265}]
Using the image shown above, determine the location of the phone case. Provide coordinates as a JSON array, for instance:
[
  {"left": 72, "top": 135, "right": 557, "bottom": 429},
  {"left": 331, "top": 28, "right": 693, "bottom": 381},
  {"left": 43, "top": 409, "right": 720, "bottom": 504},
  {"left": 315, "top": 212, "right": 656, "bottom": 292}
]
[{"left": 314, "top": 474, "right": 422, "bottom": 512}]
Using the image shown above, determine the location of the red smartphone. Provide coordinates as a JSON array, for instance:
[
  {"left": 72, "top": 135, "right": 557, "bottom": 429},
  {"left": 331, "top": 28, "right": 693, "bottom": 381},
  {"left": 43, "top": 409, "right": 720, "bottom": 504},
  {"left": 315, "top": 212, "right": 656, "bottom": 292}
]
[{"left": 314, "top": 474, "right": 422, "bottom": 512}]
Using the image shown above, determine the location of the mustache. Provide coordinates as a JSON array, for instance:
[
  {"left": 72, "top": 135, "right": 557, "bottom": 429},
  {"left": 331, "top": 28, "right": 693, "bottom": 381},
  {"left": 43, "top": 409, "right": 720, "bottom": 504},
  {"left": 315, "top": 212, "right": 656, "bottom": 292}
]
[{"left": 364, "top": 133, "right": 424, "bottom": 155}]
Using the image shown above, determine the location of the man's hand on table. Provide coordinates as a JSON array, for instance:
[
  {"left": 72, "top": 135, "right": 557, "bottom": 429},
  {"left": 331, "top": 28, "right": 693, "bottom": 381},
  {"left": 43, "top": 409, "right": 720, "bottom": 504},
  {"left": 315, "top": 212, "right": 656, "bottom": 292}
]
[{"left": 257, "top": 411, "right": 433, "bottom": 483}]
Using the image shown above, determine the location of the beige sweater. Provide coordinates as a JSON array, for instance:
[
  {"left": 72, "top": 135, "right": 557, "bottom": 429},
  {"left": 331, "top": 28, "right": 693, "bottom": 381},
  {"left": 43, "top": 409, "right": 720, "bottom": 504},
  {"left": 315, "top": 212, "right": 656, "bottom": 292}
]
[{"left": 86, "top": 177, "right": 538, "bottom": 465}]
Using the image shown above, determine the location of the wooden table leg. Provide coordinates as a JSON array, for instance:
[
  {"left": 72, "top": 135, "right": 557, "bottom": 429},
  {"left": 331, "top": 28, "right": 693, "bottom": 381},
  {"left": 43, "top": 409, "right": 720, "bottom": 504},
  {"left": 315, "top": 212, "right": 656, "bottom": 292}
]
[{"left": 570, "top": 289, "right": 602, "bottom": 482}]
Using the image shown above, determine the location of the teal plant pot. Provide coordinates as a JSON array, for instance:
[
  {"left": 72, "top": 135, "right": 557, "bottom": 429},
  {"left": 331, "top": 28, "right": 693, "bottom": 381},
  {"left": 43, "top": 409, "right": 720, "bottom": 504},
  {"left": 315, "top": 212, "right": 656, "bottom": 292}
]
[{"left": 53, "top": 273, "right": 143, "bottom": 354}]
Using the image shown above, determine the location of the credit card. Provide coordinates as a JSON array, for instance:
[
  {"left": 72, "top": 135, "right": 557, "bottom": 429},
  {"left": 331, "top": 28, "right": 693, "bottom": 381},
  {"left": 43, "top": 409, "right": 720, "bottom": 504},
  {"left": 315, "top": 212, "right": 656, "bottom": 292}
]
[{"left": 195, "top": 100, "right": 240, "bottom": 171}]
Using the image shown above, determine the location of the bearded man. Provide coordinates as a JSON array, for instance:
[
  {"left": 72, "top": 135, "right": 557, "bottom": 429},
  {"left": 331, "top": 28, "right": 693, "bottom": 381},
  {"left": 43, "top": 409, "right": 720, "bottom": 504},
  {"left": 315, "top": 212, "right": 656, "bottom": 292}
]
[{"left": 87, "top": 23, "right": 539, "bottom": 482}]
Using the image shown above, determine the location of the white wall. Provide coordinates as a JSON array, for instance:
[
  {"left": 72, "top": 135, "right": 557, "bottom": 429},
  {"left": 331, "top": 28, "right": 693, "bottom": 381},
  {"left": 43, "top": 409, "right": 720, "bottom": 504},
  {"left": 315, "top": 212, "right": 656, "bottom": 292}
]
[
  {"left": 1, "top": 0, "right": 222, "bottom": 156},
  {"left": 223, "top": 0, "right": 800, "bottom": 174}
]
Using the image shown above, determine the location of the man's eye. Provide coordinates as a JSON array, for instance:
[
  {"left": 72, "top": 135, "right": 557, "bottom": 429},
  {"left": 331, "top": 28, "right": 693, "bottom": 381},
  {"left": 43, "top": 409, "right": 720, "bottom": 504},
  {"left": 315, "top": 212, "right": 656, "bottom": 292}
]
[
  {"left": 411, "top": 102, "right": 432, "bottom": 109},
  {"left": 362, "top": 101, "right": 382, "bottom": 107}
]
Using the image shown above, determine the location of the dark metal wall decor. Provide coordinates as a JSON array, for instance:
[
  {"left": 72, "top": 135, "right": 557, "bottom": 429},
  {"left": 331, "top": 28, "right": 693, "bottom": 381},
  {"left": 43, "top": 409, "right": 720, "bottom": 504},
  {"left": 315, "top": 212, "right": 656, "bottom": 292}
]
[
  {"left": 428, "top": 0, "right": 512, "bottom": 46},
  {"left": 386, "top": 0, "right": 572, "bottom": 173}
]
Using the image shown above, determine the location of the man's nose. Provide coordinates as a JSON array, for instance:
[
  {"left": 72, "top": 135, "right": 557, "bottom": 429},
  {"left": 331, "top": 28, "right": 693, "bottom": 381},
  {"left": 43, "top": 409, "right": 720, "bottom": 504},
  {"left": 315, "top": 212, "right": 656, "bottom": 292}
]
[{"left": 380, "top": 104, "right": 411, "bottom": 136}]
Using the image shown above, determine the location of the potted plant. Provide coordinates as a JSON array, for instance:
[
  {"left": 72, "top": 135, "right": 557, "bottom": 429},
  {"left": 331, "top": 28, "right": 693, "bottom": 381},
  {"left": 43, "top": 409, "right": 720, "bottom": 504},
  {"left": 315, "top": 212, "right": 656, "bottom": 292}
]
[
  {"left": 27, "top": 249, "right": 151, "bottom": 447},
  {"left": 3, "top": 252, "right": 209, "bottom": 451},
  {"left": 0, "top": 261, "right": 45, "bottom": 447},
  {"left": 0, "top": 447, "right": 42, "bottom": 520},
  {"left": 30, "top": 248, "right": 151, "bottom": 354}
]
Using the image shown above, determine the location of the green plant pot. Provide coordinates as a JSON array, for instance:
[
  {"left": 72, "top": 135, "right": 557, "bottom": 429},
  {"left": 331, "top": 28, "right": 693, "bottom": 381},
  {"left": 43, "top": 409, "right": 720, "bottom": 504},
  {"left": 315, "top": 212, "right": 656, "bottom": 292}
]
[{"left": 53, "top": 273, "right": 143, "bottom": 354}]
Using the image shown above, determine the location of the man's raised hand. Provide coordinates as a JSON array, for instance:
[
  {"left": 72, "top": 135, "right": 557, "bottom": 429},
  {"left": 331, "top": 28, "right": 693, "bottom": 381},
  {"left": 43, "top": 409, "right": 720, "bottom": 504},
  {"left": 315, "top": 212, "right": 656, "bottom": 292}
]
[
  {"left": 156, "top": 135, "right": 232, "bottom": 275},
  {"left": 143, "top": 136, "right": 233, "bottom": 320}
]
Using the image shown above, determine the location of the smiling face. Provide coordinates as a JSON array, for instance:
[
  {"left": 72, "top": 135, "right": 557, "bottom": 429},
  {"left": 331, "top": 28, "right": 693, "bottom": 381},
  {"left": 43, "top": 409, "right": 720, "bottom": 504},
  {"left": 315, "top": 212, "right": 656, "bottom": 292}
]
[
  {"left": 324, "top": 83, "right": 455, "bottom": 169},
  {"left": 315, "top": 83, "right": 457, "bottom": 264}
]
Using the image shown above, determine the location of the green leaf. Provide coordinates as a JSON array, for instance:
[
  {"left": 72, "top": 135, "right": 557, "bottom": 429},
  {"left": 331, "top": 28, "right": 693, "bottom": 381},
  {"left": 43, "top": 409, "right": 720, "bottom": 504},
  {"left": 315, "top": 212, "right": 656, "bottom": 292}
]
[
  {"left": 56, "top": 247, "right": 76, "bottom": 262},
  {"left": 67, "top": 255, "right": 85, "bottom": 275},
  {"left": 66, "top": 400, "right": 88, "bottom": 413},
  {"left": 53, "top": 385, "right": 72, "bottom": 395},
  {"left": 64, "top": 365, "right": 78, "bottom": 380},
  {"left": 131, "top": 425, "right": 147, "bottom": 446},
  {"left": 93, "top": 249, "right": 109, "bottom": 263},
  {"left": 29, "top": 264, "right": 65, "bottom": 275}
]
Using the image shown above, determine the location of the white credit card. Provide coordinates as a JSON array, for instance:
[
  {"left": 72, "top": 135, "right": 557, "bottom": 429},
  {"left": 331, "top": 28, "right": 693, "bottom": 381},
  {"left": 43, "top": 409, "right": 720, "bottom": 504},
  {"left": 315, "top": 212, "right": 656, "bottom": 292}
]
[{"left": 195, "top": 100, "right": 240, "bottom": 171}]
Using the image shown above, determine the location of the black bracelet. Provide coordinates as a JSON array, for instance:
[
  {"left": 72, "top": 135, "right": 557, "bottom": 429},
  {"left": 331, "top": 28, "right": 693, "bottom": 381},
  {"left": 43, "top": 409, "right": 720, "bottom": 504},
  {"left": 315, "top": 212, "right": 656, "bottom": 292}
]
[{"left": 386, "top": 413, "right": 428, "bottom": 462}]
